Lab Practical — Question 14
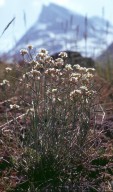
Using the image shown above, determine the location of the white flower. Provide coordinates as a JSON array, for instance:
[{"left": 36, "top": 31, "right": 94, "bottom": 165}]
[
  {"left": 40, "top": 48, "right": 48, "bottom": 54},
  {"left": 79, "top": 67, "right": 87, "bottom": 73},
  {"left": 44, "top": 68, "right": 56, "bottom": 75},
  {"left": 69, "top": 77, "right": 78, "bottom": 83},
  {"left": 0, "top": 79, "right": 10, "bottom": 87},
  {"left": 80, "top": 86, "right": 88, "bottom": 91},
  {"left": 87, "top": 68, "right": 95, "bottom": 73},
  {"left": 34, "top": 62, "right": 43, "bottom": 69},
  {"left": 57, "top": 98, "right": 62, "bottom": 102},
  {"left": 19, "top": 78, "right": 23, "bottom": 82},
  {"left": 30, "top": 69, "right": 41, "bottom": 76},
  {"left": 55, "top": 58, "right": 64, "bottom": 67},
  {"left": 70, "top": 72, "right": 81, "bottom": 78},
  {"left": 85, "top": 73, "right": 94, "bottom": 79},
  {"left": 38, "top": 52, "right": 46, "bottom": 58},
  {"left": 3, "top": 79, "right": 9, "bottom": 85},
  {"left": 86, "top": 90, "right": 96, "bottom": 96},
  {"left": 58, "top": 52, "right": 68, "bottom": 58},
  {"left": 10, "top": 104, "right": 20, "bottom": 109},
  {"left": 5, "top": 67, "right": 12, "bottom": 72},
  {"left": 52, "top": 88, "right": 57, "bottom": 93},
  {"left": 23, "top": 73, "right": 29, "bottom": 79},
  {"left": 37, "top": 49, "right": 48, "bottom": 58},
  {"left": 20, "top": 49, "right": 28, "bottom": 55},
  {"left": 45, "top": 56, "right": 53, "bottom": 63},
  {"left": 52, "top": 97, "right": 56, "bottom": 103},
  {"left": 27, "top": 44, "right": 33, "bottom": 50},
  {"left": 73, "top": 64, "right": 81, "bottom": 69},
  {"left": 65, "top": 64, "right": 73, "bottom": 70},
  {"left": 70, "top": 89, "right": 82, "bottom": 99}
]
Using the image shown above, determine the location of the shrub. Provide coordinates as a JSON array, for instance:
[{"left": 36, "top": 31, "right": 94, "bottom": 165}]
[{"left": 1, "top": 46, "right": 107, "bottom": 191}]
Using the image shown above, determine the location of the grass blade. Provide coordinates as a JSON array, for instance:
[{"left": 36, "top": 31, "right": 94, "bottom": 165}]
[
  {"left": 0, "top": 17, "right": 16, "bottom": 37},
  {"left": 23, "top": 10, "right": 27, "bottom": 28}
]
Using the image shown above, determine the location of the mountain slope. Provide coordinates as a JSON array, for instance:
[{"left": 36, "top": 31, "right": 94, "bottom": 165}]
[{"left": 8, "top": 3, "right": 113, "bottom": 61}]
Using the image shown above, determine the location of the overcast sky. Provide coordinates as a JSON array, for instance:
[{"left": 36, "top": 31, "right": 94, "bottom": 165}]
[{"left": 0, "top": 0, "right": 113, "bottom": 53}]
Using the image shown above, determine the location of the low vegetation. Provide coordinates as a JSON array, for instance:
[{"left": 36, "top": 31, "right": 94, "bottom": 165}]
[{"left": 0, "top": 46, "right": 113, "bottom": 192}]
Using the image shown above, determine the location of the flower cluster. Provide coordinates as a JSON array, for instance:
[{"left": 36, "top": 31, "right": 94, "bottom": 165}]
[
  {"left": 10, "top": 104, "right": 20, "bottom": 109},
  {"left": 58, "top": 51, "right": 68, "bottom": 58},
  {"left": 20, "top": 49, "right": 28, "bottom": 56},
  {"left": 18, "top": 47, "right": 96, "bottom": 119},
  {"left": 0, "top": 79, "right": 10, "bottom": 87},
  {"left": 5, "top": 67, "right": 12, "bottom": 72}
]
